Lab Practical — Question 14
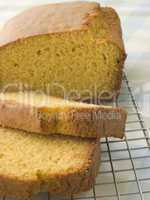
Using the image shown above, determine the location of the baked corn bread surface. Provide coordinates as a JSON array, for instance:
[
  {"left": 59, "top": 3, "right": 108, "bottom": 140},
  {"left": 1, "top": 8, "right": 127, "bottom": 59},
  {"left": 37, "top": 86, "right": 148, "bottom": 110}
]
[
  {"left": 0, "top": 127, "right": 100, "bottom": 197},
  {"left": 0, "top": 91, "right": 127, "bottom": 138},
  {"left": 0, "top": 1, "right": 126, "bottom": 99}
]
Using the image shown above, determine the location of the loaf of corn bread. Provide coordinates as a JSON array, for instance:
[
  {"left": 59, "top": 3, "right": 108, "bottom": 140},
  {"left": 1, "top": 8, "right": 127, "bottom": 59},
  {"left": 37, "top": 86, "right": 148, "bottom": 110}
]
[
  {"left": 0, "top": 91, "right": 127, "bottom": 138},
  {"left": 0, "top": 127, "right": 100, "bottom": 198},
  {"left": 0, "top": 1, "right": 126, "bottom": 99}
]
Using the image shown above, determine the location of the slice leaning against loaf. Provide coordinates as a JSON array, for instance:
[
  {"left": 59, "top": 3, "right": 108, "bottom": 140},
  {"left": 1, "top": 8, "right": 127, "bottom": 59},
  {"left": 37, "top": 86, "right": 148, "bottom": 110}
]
[
  {"left": 0, "top": 91, "right": 127, "bottom": 138},
  {"left": 0, "top": 127, "right": 100, "bottom": 198}
]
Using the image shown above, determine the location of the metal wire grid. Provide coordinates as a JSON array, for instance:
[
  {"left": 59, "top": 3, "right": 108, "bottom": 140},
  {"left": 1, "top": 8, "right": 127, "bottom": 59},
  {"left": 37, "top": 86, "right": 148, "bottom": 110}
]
[
  {"left": 1, "top": 73, "right": 150, "bottom": 200},
  {"left": 52, "top": 73, "right": 150, "bottom": 200}
]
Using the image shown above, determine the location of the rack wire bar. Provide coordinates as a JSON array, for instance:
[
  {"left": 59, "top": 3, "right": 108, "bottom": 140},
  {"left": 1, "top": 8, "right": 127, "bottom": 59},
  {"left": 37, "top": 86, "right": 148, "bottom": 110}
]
[
  {"left": 102, "top": 146, "right": 149, "bottom": 152},
  {"left": 101, "top": 155, "right": 150, "bottom": 163},
  {"left": 95, "top": 177, "right": 150, "bottom": 186},
  {"left": 1, "top": 73, "right": 150, "bottom": 200},
  {"left": 106, "top": 137, "right": 121, "bottom": 200},
  {"left": 123, "top": 134, "right": 144, "bottom": 199}
]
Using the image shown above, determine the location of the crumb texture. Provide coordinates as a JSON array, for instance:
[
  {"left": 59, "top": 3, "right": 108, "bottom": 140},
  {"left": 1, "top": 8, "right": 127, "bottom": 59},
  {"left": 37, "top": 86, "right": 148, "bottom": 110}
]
[
  {"left": 0, "top": 2, "right": 126, "bottom": 98},
  {"left": 0, "top": 128, "right": 92, "bottom": 176},
  {"left": 0, "top": 127, "right": 100, "bottom": 197}
]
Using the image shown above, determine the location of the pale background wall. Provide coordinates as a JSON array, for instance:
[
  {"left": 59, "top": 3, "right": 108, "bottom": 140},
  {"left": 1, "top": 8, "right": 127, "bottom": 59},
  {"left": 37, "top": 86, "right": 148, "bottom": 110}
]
[{"left": 0, "top": 0, "right": 150, "bottom": 127}]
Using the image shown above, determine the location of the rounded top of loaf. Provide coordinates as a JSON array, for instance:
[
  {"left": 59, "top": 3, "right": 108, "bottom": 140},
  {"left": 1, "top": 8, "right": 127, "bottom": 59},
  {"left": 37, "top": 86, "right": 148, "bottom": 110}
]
[
  {"left": 0, "top": 1, "right": 101, "bottom": 46},
  {"left": 0, "top": 1, "right": 126, "bottom": 53}
]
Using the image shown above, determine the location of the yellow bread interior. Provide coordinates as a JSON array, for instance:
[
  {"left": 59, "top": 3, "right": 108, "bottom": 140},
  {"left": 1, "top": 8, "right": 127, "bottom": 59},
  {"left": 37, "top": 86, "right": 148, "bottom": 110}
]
[
  {"left": 0, "top": 126, "right": 99, "bottom": 197},
  {"left": 0, "top": 127, "right": 97, "bottom": 179},
  {"left": 0, "top": 6, "right": 125, "bottom": 99}
]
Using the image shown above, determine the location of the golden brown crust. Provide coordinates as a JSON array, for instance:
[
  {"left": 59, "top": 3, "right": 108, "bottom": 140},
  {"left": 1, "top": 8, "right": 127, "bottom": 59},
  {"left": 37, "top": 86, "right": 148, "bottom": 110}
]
[
  {"left": 0, "top": 1, "right": 100, "bottom": 47},
  {"left": 0, "top": 137, "right": 100, "bottom": 198},
  {"left": 101, "top": 7, "right": 126, "bottom": 54},
  {"left": 0, "top": 100, "right": 43, "bottom": 133},
  {"left": 39, "top": 106, "right": 127, "bottom": 139},
  {"left": 0, "top": 2, "right": 126, "bottom": 58},
  {"left": 0, "top": 96, "right": 127, "bottom": 138}
]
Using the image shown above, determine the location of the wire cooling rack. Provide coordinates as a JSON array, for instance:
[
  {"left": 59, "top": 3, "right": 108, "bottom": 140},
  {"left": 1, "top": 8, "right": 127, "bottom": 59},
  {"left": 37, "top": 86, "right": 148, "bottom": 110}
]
[{"left": 1, "top": 73, "right": 150, "bottom": 200}]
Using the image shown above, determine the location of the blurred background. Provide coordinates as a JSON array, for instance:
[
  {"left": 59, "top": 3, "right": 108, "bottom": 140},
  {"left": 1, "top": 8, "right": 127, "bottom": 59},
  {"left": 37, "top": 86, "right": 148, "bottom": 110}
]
[{"left": 0, "top": 0, "right": 149, "bottom": 128}]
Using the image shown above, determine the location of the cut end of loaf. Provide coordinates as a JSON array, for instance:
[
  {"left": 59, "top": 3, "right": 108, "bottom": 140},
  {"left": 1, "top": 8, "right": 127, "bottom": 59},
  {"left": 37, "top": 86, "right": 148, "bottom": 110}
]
[
  {"left": 0, "top": 2, "right": 126, "bottom": 100},
  {"left": 0, "top": 127, "right": 100, "bottom": 198}
]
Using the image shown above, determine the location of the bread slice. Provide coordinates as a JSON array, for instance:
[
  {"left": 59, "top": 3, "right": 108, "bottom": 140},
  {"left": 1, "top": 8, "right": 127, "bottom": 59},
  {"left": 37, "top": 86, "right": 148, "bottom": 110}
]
[
  {"left": 0, "top": 91, "right": 127, "bottom": 138},
  {"left": 0, "top": 127, "right": 100, "bottom": 198},
  {"left": 0, "top": 2, "right": 126, "bottom": 99}
]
